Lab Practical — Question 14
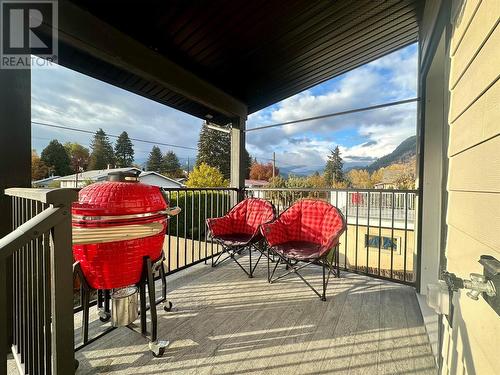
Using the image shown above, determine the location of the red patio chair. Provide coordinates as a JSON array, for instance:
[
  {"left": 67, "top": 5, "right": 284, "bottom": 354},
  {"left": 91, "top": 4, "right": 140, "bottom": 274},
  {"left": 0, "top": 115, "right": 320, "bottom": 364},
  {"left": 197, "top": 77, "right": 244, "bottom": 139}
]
[
  {"left": 261, "top": 199, "right": 346, "bottom": 300},
  {"left": 206, "top": 198, "right": 276, "bottom": 277}
]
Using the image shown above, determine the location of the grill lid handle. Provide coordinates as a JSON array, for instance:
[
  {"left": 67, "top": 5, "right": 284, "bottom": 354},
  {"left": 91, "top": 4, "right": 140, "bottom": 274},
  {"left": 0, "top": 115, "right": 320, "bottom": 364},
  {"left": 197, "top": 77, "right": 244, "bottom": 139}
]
[{"left": 107, "top": 170, "right": 140, "bottom": 182}]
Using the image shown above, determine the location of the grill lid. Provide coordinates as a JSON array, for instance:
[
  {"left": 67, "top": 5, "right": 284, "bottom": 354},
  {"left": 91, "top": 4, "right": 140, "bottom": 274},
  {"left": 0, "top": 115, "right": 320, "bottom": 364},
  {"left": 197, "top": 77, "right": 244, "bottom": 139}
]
[{"left": 72, "top": 177, "right": 167, "bottom": 217}]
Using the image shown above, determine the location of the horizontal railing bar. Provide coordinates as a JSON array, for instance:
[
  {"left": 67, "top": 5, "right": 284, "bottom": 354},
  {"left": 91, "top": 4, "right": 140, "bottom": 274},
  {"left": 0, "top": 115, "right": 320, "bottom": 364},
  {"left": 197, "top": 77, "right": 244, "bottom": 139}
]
[
  {"left": 5, "top": 188, "right": 78, "bottom": 206},
  {"left": 245, "top": 187, "right": 418, "bottom": 194},
  {"left": 161, "top": 187, "right": 239, "bottom": 192},
  {"left": 0, "top": 207, "right": 67, "bottom": 260}
]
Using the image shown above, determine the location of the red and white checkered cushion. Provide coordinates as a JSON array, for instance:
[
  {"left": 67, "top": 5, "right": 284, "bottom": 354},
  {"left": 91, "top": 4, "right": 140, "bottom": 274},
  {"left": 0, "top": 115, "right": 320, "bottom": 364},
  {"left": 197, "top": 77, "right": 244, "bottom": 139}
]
[
  {"left": 206, "top": 198, "right": 275, "bottom": 241},
  {"left": 261, "top": 199, "right": 345, "bottom": 258}
]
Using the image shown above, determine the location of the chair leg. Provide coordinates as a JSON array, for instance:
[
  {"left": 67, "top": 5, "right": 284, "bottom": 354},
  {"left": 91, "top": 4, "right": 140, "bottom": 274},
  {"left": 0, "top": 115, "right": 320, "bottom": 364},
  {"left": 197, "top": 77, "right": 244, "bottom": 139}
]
[
  {"left": 267, "top": 246, "right": 270, "bottom": 283},
  {"left": 322, "top": 260, "right": 327, "bottom": 301},
  {"left": 336, "top": 245, "right": 340, "bottom": 278},
  {"left": 248, "top": 244, "right": 253, "bottom": 278},
  {"left": 269, "top": 252, "right": 331, "bottom": 301}
]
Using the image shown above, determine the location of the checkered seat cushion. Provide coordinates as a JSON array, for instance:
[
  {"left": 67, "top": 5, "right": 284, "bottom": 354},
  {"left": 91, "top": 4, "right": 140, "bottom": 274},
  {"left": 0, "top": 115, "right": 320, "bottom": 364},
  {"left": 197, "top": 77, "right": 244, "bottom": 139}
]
[
  {"left": 206, "top": 198, "right": 276, "bottom": 246},
  {"left": 261, "top": 199, "right": 346, "bottom": 260}
]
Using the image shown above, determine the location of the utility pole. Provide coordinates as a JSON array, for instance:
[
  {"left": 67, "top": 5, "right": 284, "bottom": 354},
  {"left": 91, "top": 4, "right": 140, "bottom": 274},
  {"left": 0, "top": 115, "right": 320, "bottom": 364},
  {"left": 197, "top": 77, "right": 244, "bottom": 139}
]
[
  {"left": 272, "top": 152, "right": 276, "bottom": 179},
  {"left": 186, "top": 157, "right": 190, "bottom": 177}
]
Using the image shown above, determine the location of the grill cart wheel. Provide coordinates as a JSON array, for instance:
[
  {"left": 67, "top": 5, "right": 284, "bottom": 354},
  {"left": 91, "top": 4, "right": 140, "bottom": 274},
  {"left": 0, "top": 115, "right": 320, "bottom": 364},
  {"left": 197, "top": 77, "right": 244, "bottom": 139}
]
[
  {"left": 149, "top": 340, "right": 169, "bottom": 357},
  {"left": 98, "top": 309, "right": 111, "bottom": 322},
  {"left": 163, "top": 301, "right": 173, "bottom": 312}
]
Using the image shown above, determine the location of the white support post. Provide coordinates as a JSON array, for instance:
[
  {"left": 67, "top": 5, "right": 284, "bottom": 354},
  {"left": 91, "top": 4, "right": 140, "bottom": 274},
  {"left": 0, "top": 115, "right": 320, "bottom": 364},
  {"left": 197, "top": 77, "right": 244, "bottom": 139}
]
[{"left": 230, "top": 117, "right": 246, "bottom": 203}]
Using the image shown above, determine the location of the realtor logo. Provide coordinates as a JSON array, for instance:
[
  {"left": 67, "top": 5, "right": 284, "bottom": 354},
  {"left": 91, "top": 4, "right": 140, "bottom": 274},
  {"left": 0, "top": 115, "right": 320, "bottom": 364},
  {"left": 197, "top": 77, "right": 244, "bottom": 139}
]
[{"left": 1, "top": 0, "right": 58, "bottom": 68}]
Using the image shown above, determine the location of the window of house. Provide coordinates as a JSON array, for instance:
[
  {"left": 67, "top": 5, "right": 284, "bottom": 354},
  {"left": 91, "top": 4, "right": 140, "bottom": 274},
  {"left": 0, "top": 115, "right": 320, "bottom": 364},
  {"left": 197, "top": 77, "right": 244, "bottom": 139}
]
[{"left": 365, "top": 235, "right": 398, "bottom": 251}]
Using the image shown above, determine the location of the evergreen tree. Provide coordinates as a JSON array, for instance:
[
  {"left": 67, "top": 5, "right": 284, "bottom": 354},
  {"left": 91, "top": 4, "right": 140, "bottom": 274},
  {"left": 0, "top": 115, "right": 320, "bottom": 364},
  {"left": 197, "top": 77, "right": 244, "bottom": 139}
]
[
  {"left": 114, "top": 131, "right": 135, "bottom": 167},
  {"left": 40, "top": 140, "right": 71, "bottom": 176},
  {"left": 196, "top": 122, "right": 252, "bottom": 180},
  {"left": 161, "top": 150, "right": 183, "bottom": 178},
  {"left": 64, "top": 142, "right": 90, "bottom": 172},
  {"left": 147, "top": 146, "right": 163, "bottom": 172},
  {"left": 324, "top": 146, "right": 344, "bottom": 186},
  {"left": 89, "top": 129, "right": 115, "bottom": 170}
]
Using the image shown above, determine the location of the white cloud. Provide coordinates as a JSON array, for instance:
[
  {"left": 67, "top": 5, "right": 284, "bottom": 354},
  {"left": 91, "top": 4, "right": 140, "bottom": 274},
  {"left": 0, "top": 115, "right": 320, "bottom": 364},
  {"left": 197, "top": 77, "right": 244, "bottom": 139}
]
[
  {"left": 31, "top": 64, "right": 202, "bottom": 163},
  {"left": 246, "top": 44, "right": 418, "bottom": 174},
  {"left": 32, "top": 44, "right": 418, "bottom": 173}
]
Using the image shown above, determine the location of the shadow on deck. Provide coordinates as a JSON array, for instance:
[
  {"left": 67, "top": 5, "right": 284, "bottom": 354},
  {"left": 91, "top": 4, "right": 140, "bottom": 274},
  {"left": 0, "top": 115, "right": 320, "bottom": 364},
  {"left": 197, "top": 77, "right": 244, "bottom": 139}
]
[{"left": 74, "top": 254, "right": 437, "bottom": 375}]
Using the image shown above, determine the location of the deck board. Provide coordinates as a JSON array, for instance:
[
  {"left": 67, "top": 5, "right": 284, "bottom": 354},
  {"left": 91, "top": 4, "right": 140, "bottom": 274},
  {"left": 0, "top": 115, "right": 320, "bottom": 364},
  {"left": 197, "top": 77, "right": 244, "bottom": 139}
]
[{"left": 74, "top": 254, "right": 437, "bottom": 375}]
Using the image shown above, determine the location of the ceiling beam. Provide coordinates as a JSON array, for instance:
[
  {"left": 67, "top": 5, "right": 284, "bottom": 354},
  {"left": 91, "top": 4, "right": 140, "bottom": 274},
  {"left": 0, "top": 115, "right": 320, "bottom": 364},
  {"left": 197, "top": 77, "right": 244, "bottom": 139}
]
[{"left": 54, "top": 0, "right": 247, "bottom": 119}]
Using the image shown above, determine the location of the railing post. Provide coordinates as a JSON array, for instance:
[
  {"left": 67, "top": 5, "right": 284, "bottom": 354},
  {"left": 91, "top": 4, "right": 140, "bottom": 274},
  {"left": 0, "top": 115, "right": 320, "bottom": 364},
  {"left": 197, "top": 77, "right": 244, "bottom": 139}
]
[
  {"left": 50, "top": 202, "right": 75, "bottom": 375},
  {"left": 0, "top": 57, "right": 31, "bottom": 374},
  {"left": 0, "top": 260, "right": 6, "bottom": 375}
]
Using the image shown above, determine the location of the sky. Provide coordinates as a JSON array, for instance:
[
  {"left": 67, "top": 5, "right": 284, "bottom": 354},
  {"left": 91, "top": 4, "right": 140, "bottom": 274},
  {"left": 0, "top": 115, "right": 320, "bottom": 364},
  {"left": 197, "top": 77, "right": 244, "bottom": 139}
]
[{"left": 31, "top": 43, "right": 418, "bottom": 174}]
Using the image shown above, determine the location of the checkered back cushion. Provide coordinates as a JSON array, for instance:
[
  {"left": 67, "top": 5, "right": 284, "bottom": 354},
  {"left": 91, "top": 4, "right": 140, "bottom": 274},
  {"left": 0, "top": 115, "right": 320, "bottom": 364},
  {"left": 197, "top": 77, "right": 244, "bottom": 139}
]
[
  {"left": 207, "top": 198, "right": 275, "bottom": 236},
  {"left": 263, "top": 199, "right": 345, "bottom": 250}
]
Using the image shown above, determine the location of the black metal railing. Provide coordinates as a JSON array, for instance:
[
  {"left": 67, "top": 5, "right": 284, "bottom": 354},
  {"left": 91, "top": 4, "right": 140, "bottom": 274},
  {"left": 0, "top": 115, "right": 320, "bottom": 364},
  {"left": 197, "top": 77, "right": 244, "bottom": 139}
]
[
  {"left": 161, "top": 188, "right": 238, "bottom": 273},
  {"left": 245, "top": 188, "right": 418, "bottom": 285},
  {"left": 1, "top": 185, "right": 419, "bottom": 371},
  {"left": 0, "top": 188, "right": 78, "bottom": 375}
]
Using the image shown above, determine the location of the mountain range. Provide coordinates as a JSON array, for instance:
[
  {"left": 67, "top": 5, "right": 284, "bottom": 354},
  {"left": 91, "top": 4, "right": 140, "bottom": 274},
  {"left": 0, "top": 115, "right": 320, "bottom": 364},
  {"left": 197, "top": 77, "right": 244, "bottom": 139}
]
[
  {"left": 280, "top": 135, "right": 417, "bottom": 176},
  {"left": 364, "top": 135, "right": 417, "bottom": 172}
]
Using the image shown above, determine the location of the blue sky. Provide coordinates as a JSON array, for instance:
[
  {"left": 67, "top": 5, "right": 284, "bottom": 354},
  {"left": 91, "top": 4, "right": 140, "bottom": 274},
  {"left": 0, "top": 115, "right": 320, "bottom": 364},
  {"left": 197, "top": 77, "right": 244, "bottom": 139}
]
[{"left": 32, "top": 43, "right": 418, "bottom": 174}]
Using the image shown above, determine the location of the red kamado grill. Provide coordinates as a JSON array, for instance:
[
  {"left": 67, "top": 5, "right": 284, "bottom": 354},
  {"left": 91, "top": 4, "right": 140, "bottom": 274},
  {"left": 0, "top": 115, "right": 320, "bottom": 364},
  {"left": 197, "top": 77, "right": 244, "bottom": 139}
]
[
  {"left": 71, "top": 171, "right": 179, "bottom": 357},
  {"left": 72, "top": 171, "right": 169, "bottom": 289}
]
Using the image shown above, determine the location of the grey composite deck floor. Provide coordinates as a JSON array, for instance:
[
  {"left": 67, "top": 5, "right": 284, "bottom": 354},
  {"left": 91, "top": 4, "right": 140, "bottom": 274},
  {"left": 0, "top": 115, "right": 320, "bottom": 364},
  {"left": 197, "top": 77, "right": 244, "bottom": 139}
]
[{"left": 74, "top": 255, "right": 437, "bottom": 375}]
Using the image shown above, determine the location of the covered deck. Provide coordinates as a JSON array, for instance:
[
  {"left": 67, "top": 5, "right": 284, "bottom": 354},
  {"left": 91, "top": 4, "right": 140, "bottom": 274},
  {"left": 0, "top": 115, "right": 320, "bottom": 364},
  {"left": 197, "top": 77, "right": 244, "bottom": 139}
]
[
  {"left": 0, "top": 1, "right": 450, "bottom": 374},
  {"left": 73, "top": 255, "right": 436, "bottom": 375}
]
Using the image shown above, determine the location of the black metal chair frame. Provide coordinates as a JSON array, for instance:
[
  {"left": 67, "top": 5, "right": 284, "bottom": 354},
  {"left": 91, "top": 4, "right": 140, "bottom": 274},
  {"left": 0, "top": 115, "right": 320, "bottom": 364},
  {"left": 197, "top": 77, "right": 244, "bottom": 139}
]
[
  {"left": 211, "top": 239, "right": 273, "bottom": 278},
  {"left": 267, "top": 244, "right": 341, "bottom": 301},
  {"left": 210, "top": 200, "right": 277, "bottom": 278}
]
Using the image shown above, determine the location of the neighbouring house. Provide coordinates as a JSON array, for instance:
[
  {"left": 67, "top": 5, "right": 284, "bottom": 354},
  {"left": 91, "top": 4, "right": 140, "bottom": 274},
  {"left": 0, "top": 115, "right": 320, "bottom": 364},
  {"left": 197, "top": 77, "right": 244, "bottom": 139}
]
[
  {"left": 175, "top": 177, "right": 187, "bottom": 185},
  {"left": 32, "top": 175, "right": 61, "bottom": 188},
  {"left": 244, "top": 179, "right": 269, "bottom": 188},
  {"left": 373, "top": 169, "right": 401, "bottom": 189},
  {"left": 245, "top": 179, "right": 270, "bottom": 199},
  {"left": 54, "top": 167, "right": 184, "bottom": 188}
]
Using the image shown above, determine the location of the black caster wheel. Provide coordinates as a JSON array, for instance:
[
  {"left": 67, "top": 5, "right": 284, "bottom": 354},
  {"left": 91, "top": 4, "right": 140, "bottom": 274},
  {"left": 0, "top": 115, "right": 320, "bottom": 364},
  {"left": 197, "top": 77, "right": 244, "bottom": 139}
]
[
  {"left": 74, "top": 359, "right": 79, "bottom": 370},
  {"left": 163, "top": 301, "right": 173, "bottom": 312},
  {"left": 98, "top": 310, "right": 111, "bottom": 322},
  {"left": 152, "top": 347, "right": 165, "bottom": 358},
  {"left": 150, "top": 340, "right": 169, "bottom": 357}
]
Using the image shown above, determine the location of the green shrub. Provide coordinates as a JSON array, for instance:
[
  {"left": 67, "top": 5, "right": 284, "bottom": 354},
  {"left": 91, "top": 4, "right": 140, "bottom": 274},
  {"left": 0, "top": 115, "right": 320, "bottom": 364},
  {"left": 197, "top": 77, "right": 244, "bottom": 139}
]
[{"left": 166, "top": 191, "right": 232, "bottom": 240}]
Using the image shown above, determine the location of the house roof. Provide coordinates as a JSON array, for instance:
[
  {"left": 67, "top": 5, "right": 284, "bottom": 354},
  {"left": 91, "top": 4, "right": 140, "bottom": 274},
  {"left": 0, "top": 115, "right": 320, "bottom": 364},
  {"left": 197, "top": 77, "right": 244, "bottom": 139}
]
[
  {"left": 54, "top": 167, "right": 142, "bottom": 182},
  {"left": 54, "top": 1, "right": 423, "bottom": 125},
  {"left": 55, "top": 167, "right": 183, "bottom": 186},
  {"left": 245, "top": 179, "right": 270, "bottom": 187},
  {"left": 139, "top": 171, "right": 184, "bottom": 186},
  {"left": 32, "top": 175, "right": 61, "bottom": 184}
]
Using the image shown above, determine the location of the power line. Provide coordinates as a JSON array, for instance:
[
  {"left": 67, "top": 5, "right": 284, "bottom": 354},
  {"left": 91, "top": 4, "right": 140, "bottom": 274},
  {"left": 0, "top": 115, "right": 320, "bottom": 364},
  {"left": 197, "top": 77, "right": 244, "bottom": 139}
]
[
  {"left": 31, "top": 120, "right": 197, "bottom": 151},
  {"left": 245, "top": 97, "right": 419, "bottom": 132}
]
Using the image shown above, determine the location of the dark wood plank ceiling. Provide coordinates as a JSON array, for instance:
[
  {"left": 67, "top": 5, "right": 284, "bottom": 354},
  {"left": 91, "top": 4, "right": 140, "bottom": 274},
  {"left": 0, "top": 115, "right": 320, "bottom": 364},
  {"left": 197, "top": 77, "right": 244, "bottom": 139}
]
[{"left": 61, "top": 0, "right": 423, "bottom": 124}]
